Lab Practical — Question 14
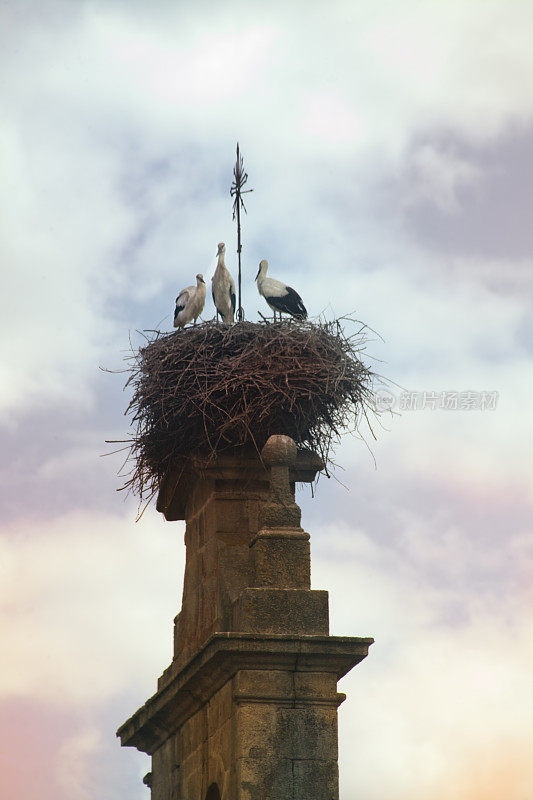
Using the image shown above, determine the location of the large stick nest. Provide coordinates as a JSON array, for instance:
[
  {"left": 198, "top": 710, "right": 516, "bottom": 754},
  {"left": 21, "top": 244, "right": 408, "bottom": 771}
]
[{"left": 118, "top": 318, "right": 378, "bottom": 503}]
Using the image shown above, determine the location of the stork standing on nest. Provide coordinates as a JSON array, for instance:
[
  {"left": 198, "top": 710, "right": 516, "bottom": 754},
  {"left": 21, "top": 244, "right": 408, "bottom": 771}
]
[
  {"left": 211, "top": 243, "right": 236, "bottom": 324},
  {"left": 255, "top": 259, "right": 307, "bottom": 321},
  {"left": 173, "top": 274, "right": 206, "bottom": 328}
]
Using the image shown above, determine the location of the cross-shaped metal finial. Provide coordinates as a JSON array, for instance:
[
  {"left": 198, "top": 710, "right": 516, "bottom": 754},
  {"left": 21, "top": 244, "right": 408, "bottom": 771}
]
[{"left": 230, "top": 142, "right": 253, "bottom": 322}]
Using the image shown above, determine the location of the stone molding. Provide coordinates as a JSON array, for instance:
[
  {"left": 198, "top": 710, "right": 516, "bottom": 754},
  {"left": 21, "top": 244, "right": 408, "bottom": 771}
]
[
  {"left": 156, "top": 446, "right": 324, "bottom": 522},
  {"left": 117, "top": 631, "right": 373, "bottom": 756}
]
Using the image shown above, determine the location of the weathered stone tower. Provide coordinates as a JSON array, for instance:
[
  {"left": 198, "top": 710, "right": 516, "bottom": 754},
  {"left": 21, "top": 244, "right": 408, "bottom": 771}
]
[{"left": 118, "top": 435, "right": 373, "bottom": 799}]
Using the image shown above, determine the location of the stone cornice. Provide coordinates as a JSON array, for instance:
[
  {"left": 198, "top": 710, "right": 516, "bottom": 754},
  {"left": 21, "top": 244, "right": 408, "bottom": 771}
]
[
  {"left": 157, "top": 447, "right": 324, "bottom": 521},
  {"left": 117, "top": 632, "right": 373, "bottom": 755}
]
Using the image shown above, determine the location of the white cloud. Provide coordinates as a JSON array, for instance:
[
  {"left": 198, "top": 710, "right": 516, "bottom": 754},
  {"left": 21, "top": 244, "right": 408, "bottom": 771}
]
[
  {"left": 1, "top": 5, "right": 533, "bottom": 797},
  {"left": 325, "top": 252, "right": 533, "bottom": 495},
  {"left": 404, "top": 143, "right": 483, "bottom": 212},
  {"left": 300, "top": 91, "right": 368, "bottom": 151},
  {"left": 0, "top": 509, "right": 185, "bottom": 705},
  {"left": 0, "top": 110, "right": 136, "bottom": 420},
  {"left": 1, "top": 0, "right": 532, "bottom": 422},
  {"left": 311, "top": 522, "right": 533, "bottom": 800},
  {"left": 91, "top": 13, "right": 278, "bottom": 107},
  {"left": 56, "top": 727, "right": 102, "bottom": 800}
]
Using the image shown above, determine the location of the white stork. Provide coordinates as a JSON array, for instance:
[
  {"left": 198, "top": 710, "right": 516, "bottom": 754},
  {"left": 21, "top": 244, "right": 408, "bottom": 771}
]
[
  {"left": 173, "top": 274, "right": 206, "bottom": 328},
  {"left": 255, "top": 259, "right": 307, "bottom": 321},
  {"left": 211, "top": 242, "right": 236, "bottom": 324}
]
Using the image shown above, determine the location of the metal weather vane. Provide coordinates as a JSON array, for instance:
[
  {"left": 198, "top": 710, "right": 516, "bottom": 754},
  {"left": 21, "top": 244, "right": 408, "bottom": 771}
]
[{"left": 230, "top": 143, "right": 253, "bottom": 322}]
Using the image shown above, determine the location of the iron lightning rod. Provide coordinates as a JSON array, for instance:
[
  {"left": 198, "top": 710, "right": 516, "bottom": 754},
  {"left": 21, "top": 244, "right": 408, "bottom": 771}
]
[{"left": 230, "top": 143, "right": 253, "bottom": 322}]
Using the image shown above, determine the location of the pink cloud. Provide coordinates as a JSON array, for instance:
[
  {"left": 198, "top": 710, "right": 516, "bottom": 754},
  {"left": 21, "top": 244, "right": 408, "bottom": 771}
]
[{"left": 0, "top": 699, "right": 74, "bottom": 800}]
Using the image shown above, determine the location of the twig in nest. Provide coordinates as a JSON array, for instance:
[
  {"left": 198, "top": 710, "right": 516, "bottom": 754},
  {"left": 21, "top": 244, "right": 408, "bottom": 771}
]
[{"left": 111, "top": 317, "right": 381, "bottom": 505}]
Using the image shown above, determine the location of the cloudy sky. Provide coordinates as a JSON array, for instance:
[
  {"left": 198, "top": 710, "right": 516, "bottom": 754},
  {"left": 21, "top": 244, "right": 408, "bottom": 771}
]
[{"left": 1, "top": 1, "right": 533, "bottom": 798}]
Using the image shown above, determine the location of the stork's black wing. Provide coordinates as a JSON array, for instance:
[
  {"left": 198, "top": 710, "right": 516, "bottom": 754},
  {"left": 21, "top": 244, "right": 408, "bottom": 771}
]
[
  {"left": 174, "top": 289, "right": 189, "bottom": 323},
  {"left": 266, "top": 286, "right": 307, "bottom": 320}
]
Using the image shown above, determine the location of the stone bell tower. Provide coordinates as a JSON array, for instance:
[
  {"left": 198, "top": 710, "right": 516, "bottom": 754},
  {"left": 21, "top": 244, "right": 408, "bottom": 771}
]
[{"left": 117, "top": 435, "right": 373, "bottom": 799}]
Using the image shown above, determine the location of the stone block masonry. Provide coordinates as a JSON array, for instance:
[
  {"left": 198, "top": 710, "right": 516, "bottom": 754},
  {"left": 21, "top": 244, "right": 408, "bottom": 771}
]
[{"left": 117, "top": 436, "right": 373, "bottom": 799}]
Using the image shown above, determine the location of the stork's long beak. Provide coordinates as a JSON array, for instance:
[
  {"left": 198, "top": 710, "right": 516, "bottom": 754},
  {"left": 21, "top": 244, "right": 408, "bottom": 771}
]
[{"left": 255, "top": 267, "right": 260, "bottom": 280}]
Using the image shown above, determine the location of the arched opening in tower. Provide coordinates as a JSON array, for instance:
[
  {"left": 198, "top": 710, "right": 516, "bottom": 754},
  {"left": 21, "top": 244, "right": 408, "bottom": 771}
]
[{"left": 205, "top": 783, "right": 221, "bottom": 800}]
